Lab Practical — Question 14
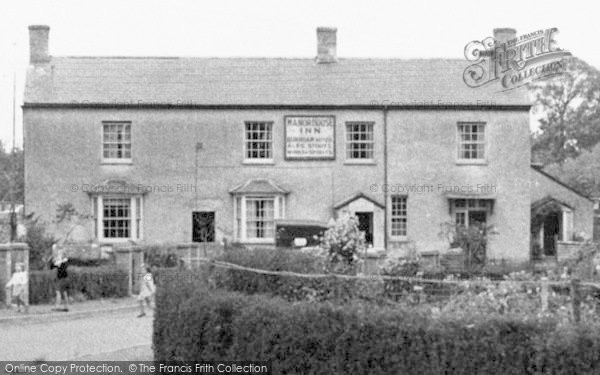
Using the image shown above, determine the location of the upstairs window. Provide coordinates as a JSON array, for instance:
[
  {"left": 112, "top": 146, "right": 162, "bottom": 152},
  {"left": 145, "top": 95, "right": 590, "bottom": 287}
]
[
  {"left": 103, "top": 122, "right": 131, "bottom": 161},
  {"left": 390, "top": 195, "right": 407, "bottom": 238},
  {"left": 245, "top": 122, "right": 273, "bottom": 161},
  {"left": 346, "top": 122, "right": 374, "bottom": 160},
  {"left": 457, "top": 122, "right": 485, "bottom": 160}
]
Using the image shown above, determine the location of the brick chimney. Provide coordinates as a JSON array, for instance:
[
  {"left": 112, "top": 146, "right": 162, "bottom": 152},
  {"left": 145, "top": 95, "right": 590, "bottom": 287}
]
[
  {"left": 316, "top": 27, "right": 337, "bottom": 63},
  {"left": 493, "top": 28, "right": 516, "bottom": 45},
  {"left": 29, "top": 25, "right": 50, "bottom": 64}
]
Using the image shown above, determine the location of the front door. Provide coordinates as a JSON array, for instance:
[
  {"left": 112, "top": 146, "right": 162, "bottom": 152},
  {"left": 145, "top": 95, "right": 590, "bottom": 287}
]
[
  {"left": 543, "top": 212, "right": 560, "bottom": 256},
  {"left": 356, "top": 212, "right": 373, "bottom": 246}
]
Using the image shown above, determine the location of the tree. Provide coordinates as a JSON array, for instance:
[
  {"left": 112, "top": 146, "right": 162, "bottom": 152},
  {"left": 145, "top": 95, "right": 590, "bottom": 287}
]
[
  {"left": 531, "top": 57, "right": 600, "bottom": 165},
  {"left": 543, "top": 143, "right": 600, "bottom": 197},
  {"left": 0, "top": 140, "right": 24, "bottom": 203}
]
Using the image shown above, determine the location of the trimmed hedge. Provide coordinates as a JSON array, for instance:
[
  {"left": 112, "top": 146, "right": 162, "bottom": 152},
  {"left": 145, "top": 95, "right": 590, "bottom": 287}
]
[
  {"left": 212, "top": 247, "right": 383, "bottom": 303},
  {"left": 154, "top": 284, "right": 600, "bottom": 374},
  {"left": 29, "top": 266, "right": 129, "bottom": 304}
]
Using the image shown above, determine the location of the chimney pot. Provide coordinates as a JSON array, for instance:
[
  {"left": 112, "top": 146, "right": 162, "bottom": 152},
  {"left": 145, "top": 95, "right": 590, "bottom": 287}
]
[
  {"left": 493, "top": 27, "right": 517, "bottom": 46},
  {"left": 29, "top": 25, "right": 50, "bottom": 64},
  {"left": 316, "top": 27, "right": 337, "bottom": 63}
]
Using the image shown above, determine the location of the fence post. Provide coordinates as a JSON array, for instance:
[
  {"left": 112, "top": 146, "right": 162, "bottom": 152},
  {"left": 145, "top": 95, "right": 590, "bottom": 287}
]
[
  {"left": 571, "top": 278, "right": 581, "bottom": 323},
  {"left": 540, "top": 277, "right": 549, "bottom": 313}
]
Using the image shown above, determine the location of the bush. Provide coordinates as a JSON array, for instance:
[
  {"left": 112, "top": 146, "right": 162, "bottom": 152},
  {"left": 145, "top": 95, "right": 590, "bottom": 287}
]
[
  {"left": 154, "top": 287, "right": 600, "bottom": 373},
  {"left": 140, "top": 244, "right": 180, "bottom": 268},
  {"left": 29, "top": 266, "right": 128, "bottom": 304},
  {"left": 213, "top": 247, "right": 371, "bottom": 302},
  {"left": 20, "top": 218, "right": 55, "bottom": 271}
]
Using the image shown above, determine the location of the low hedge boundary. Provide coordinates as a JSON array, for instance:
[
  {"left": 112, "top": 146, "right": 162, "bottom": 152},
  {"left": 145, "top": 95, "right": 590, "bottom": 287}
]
[
  {"left": 154, "top": 280, "right": 600, "bottom": 374},
  {"left": 29, "top": 266, "right": 129, "bottom": 305}
]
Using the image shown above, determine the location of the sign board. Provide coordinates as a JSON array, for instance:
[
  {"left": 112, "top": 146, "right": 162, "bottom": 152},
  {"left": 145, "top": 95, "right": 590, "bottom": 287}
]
[{"left": 284, "top": 116, "right": 335, "bottom": 160}]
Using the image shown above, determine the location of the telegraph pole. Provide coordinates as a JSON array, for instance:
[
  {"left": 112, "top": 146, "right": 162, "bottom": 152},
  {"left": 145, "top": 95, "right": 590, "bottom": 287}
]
[{"left": 9, "top": 70, "right": 17, "bottom": 242}]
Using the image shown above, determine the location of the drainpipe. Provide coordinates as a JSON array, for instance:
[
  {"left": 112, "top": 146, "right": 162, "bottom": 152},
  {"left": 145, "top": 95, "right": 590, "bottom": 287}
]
[{"left": 383, "top": 105, "right": 389, "bottom": 251}]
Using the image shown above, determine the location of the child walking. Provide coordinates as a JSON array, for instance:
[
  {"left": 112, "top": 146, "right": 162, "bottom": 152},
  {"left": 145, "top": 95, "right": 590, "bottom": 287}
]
[
  {"left": 137, "top": 264, "right": 155, "bottom": 318},
  {"left": 5, "top": 262, "right": 28, "bottom": 313}
]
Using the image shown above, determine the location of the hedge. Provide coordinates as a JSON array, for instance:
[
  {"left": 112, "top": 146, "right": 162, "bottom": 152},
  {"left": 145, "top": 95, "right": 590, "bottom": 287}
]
[
  {"left": 212, "top": 247, "right": 385, "bottom": 303},
  {"left": 29, "top": 266, "right": 129, "bottom": 304},
  {"left": 154, "top": 285, "right": 600, "bottom": 374}
]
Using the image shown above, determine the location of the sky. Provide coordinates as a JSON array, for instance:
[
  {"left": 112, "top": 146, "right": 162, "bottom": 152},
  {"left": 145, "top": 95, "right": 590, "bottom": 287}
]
[{"left": 0, "top": 0, "right": 598, "bottom": 149}]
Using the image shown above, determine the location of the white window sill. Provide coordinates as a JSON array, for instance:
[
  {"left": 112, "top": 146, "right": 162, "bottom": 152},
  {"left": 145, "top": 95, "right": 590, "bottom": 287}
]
[
  {"left": 456, "top": 159, "right": 487, "bottom": 166},
  {"left": 98, "top": 238, "right": 136, "bottom": 244},
  {"left": 344, "top": 159, "right": 376, "bottom": 165},
  {"left": 242, "top": 159, "right": 275, "bottom": 165},
  {"left": 102, "top": 159, "right": 133, "bottom": 165},
  {"left": 389, "top": 236, "right": 409, "bottom": 242}
]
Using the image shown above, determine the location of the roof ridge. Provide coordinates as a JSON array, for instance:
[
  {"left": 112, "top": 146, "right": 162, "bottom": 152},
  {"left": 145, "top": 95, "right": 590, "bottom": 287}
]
[{"left": 52, "top": 55, "right": 466, "bottom": 62}]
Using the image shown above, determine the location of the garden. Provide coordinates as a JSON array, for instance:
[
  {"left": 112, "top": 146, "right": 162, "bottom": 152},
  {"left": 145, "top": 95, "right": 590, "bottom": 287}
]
[{"left": 152, "top": 215, "right": 600, "bottom": 374}]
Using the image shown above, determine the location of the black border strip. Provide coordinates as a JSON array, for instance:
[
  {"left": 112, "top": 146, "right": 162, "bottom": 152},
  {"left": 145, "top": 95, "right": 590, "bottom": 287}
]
[{"left": 22, "top": 103, "right": 532, "bottom": 111}]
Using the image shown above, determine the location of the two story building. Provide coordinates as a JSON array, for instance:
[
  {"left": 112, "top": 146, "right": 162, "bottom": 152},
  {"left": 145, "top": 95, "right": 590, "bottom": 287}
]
[{"left": 24, "top": 25, "right": 539, "bottom": 262}]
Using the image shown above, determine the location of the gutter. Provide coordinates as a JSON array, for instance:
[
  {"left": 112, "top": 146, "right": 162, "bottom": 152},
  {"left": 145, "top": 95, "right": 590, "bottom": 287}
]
[{"left": 383, "top": 105, "right": 389, "bottom": 250}]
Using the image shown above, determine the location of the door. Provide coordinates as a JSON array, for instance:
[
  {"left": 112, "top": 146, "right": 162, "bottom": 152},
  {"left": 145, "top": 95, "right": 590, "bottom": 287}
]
[
  {"left": 192, "top": 211, "right": 215, "bottom": 242},
  {"left": 356, "top": 212, "right": 373, "bottom": 246},
  {"left": 543, "top": 212, "right": 560, "bottom": 256}
]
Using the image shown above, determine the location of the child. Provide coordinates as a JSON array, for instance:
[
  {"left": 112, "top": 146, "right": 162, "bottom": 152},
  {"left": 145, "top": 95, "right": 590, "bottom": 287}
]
[
  {"left": 5, "top": 262, "right": 28, "bottom": 313},
  {"left": 138, "top": 264, "right": 155, "bottom": 318},
  {"left": 50, "top": 246, "right": 70, "bottom": 312}
]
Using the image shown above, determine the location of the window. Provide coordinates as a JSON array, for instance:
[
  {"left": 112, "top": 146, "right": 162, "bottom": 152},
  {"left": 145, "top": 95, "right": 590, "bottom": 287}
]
[
  {"left": 453, "top": 199, "right": 492, "bottom": 227},
  {"left": 346, "top": 122, "right": 374, "bottom": 160},
  {"left": 192, "top": 211, "right": 215, "bottom": 242},
  {"left": 103, "top": 122, "right": 131, "bottom": 161},
  {"left": 245, "top": 122, "right": 273, "bottom": 160},
  {"left": 391, "top": 195, "right": 407, "bottom": 237},
  {"left": 103, "top": 198, "right": 130, "bottom": 238},
  {"left": 92, "top": 195, "right": 143, "bottom": 241},
  {"left": 234, "top": 195, "right": 284, "bottom": 242},
  {"left": 457, "top": 122, "right": 485, "bottom": 160}
]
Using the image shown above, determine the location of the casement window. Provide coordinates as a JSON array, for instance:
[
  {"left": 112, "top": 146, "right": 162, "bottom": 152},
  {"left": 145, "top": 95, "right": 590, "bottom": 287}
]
[
  {"left": 91, "top": 195, "right": 143, "bottom": 241},
  {"left": 390, "top": 195, "right": 407, "bottom": 238},
  {"left": 346, "top": 122, "right": 374, "bottom": 160},
  {"left": 453, "top": 199, "right": 492, "bottom": 227},
  {"left": 102, "top": 122, "right": 131, "bottom": 162},
  {"left": 457, "top": 122, "right": 485, "bottom": 161},
  {"left": 234, "top": 195, "right": 285, "bottom": 243},
  {"left": 244, "top": 122, "right": 273, "bottom": 161}
]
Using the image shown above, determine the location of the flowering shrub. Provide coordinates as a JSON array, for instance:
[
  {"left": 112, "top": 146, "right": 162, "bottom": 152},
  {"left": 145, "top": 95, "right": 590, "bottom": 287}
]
[{"left": 320, "top": 215, "right": 366, "bottom": 271}]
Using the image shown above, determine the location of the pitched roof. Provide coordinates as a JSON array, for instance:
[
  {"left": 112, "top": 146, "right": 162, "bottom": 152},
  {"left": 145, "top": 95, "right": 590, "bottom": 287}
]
[
  {"left": 334, "top": 192, "right": 384, "bottom": 209},
  {"left": 24, "top": 56, "right": 529, "bottom": 106},
  {"left": 229, "top": 179, "right": 289, "bottom": 195},
  {"left": 531, "top": 165, "right": 593, "bottom": 202}
]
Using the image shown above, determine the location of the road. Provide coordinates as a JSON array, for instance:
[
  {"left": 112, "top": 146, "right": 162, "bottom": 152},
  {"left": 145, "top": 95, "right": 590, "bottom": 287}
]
[{"left": 0, "top": 310, "right": 153, "bottom": 360}]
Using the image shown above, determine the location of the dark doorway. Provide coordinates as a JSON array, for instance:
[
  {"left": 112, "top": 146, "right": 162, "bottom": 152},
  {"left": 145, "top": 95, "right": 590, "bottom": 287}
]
[
  {"left": 192, "top": 211, "right": 215, "bottom": 242},
  {"left": 468, "top": 211, "right": 487, "bottom": 227},
  {"left": 356, "top": 212, "right": 373, "bottom": 245},
  {"left": 543, "top": 212, "right": 560, "bottom": 256}
]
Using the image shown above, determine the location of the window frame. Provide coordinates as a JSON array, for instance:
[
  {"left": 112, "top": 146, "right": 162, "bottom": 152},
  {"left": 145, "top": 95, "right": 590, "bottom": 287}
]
[
  {"left": 345, "top": 121, "right": 375, "bottom": 163},
  {"left": 233, "top": 194, "right": 285, "bottom": 244},
  {"left": 390, "top": 195, "right": 408, "bottom": 240},
  {"left": 93, "top": 195, "right": 143, "bottom": 243},
  {"left": 243, "top": 121, "right": 274, "bottom": 164},
  {"left": 452, "top": 199, "right": 491, "bottom": 228},
  {"left": 456, "top": 122, "right": 486, "bottom": 163},
  {"left": 102, "top": 121, "right": 132, "bottom": 164}
]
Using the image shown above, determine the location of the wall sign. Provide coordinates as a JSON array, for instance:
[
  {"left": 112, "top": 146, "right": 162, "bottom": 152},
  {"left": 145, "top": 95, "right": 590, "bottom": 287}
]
[{"left": 284, "top": 116, "right": 335, "bottom": 160}]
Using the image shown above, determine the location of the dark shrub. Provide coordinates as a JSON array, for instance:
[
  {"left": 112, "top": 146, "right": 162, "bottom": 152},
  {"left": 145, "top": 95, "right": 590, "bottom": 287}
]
[
  {"left": 141, "top": 244, "right": 179, "bottom": 268},
  {"left": 155, "top": 285, "right": 600, "bottom": 374},
  {"left": 29, "top": 266, "right": 128, "bottom": 304},
  {"left": 21, "top": 218, "right": 55, "bottom": 270},
  {"left": 213, "top": 247, "right": 369, "bottom": 302}
]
